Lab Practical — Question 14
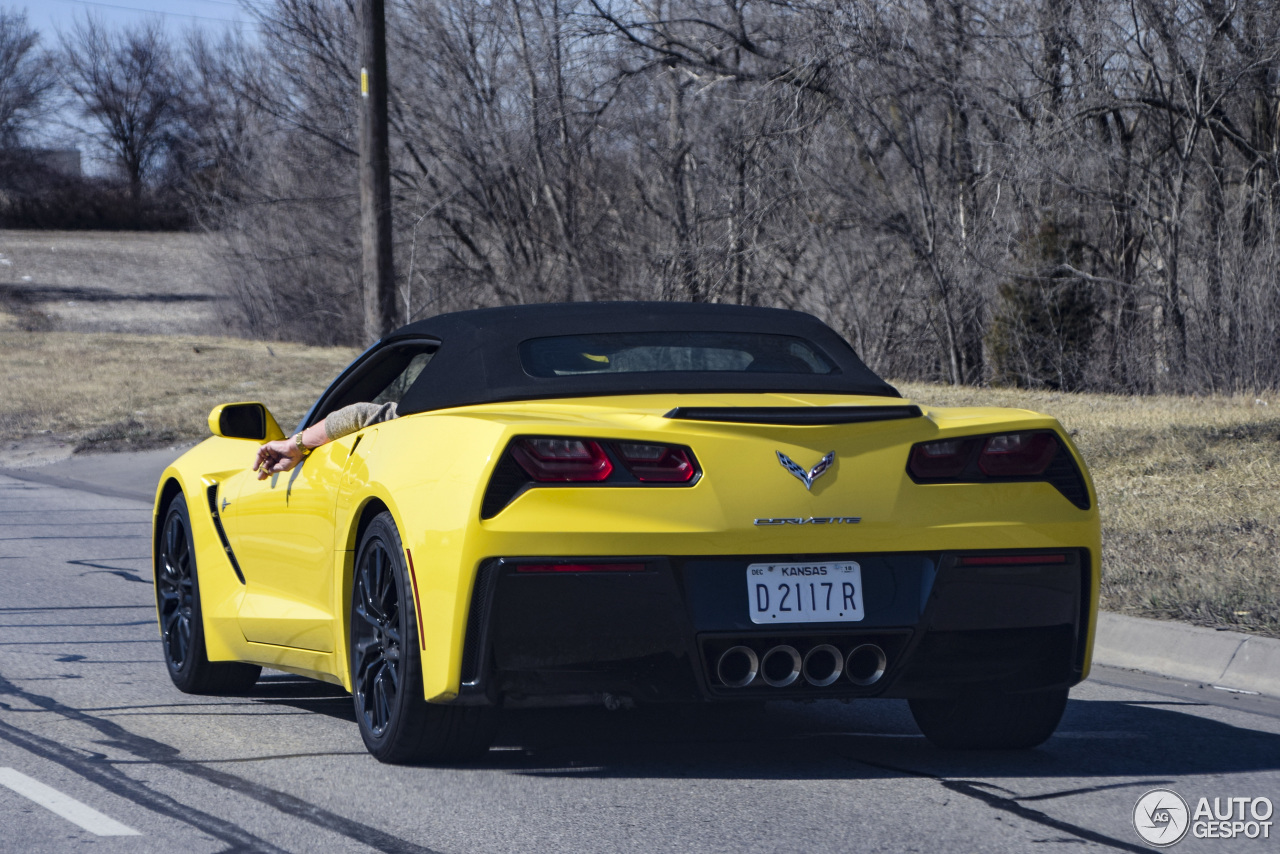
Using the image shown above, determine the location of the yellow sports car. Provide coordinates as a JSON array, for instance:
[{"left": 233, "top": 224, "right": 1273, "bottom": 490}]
[{"left": 152, "top": 302, "right": 1099, "bottom": 762}]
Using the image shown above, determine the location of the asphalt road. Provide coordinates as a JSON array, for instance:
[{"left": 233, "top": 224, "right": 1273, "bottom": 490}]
[{"left": 1, "top": 467, "right": 1278, "bottom": 853}]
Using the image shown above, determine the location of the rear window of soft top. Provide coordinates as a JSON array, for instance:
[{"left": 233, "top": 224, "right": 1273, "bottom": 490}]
[{"left": 519, "top": 332, "right": 839, "bottom": 377}]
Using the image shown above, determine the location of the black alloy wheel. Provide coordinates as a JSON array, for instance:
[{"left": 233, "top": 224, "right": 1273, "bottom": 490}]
[
  {"left": 352, "top": 532, "right": 403, "bottom": 739},
  {"left": 350, "top": 512, "right": 497, "bottom": 764},
  {"left": 156, "top": 494, "right": 260, "bottom": 694},
  {"left": 158, "top": 502, "right": 196, "bottom": 673}
]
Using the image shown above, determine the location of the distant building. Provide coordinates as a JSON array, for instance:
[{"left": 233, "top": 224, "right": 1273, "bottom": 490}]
[{"left": 21, "top": 149, "right": 83, "bottom": 177}]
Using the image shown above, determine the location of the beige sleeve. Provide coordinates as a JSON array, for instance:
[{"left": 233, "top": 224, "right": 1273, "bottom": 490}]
[{"left": 324, "top": 402, "right": 398, "bottom": 441}]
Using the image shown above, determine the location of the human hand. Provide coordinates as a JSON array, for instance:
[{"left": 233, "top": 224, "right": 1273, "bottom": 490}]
[{"left": 254, "top": 438, "right": 303, "bottom": 480}]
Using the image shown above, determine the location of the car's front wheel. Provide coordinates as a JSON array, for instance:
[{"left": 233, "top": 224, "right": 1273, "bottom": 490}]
[
  {"left": 350, "top": 512, "right": 496, "bottom": 764},
  {"left": 157, "top": 494, "right": 261, "bottom": 694},
  {"left": 909, "top": 687, "right": 1068, "bottom": 749}
]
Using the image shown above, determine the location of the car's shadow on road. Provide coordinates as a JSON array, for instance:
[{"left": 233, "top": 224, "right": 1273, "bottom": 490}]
[
  {"left": 246, "top": 673, "right": 1280, "bottom": 782},
  {"left": 477, "top": 696, "right": 1280, "bottom": 782},
  {"left": 251, "top": 673, "right": 356, "bottom": 723}
]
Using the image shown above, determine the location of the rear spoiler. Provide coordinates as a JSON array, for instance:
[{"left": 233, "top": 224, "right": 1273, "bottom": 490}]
[{"left": 664, "top": 405, "right": 923, "bottom": 426}]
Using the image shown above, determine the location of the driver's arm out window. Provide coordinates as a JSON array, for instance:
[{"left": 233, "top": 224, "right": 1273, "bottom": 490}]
[{"left": 310, "top": 344, "right": 436, "bottom": 438}]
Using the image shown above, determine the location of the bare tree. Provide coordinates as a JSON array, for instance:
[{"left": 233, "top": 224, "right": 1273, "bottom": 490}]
[
  {"left": 174, "top": 28, "right": 262, "bottom": 208},
  {"left": 59, "top": 16, "right": 184, "bottom": 203},
  {"left": 0, "top": 10, "right": 53, "bottom": 148},
  {"left": 169, "top": 0, "right": 1280, "bottom": 389}
]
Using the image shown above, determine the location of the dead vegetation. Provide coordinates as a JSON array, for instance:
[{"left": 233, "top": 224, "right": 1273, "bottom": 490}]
[
  {"left": 0, "top": 329, "right": 357, "bottom": 453},
  {"left": 0, "top": 230, "right": 227, "bottom": 335}
]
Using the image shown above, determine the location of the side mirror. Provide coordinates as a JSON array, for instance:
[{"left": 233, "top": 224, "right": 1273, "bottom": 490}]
[{"left": 208, "top": 402, "right": 286, "bottom": 442}]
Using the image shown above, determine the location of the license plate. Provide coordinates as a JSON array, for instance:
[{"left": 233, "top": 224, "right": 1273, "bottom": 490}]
[{"left": 746, "top": 562, "right": 864, "bottom": 624}]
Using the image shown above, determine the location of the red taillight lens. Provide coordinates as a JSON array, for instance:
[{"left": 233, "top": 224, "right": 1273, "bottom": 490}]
[
  {"left": 904, "top": 430, "right": 1087, "bottom": 509},
  {"left": 511, "top": 437, "right": 613, "bottom": 482},
  {"left": 516, "top": 562, "right": 647, "bottom": 573},
  {"left": 978, "top": 432, "right": 1058, "bottom": 477},
  {"left": 908, "top": 438, "right": 977, "bottom": 479},
  {"left": 614, "top": 442, "right": 695, "bottom": 483}
]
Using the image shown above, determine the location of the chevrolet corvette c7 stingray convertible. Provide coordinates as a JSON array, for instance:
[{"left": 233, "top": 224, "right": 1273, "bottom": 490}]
[{"left": 152, "top": 302, "right": 1100, "bottom": 763}]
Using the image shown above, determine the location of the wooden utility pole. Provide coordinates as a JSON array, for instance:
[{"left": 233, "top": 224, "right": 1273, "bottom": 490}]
[{"left": 358, "top": 0, "right": 395, "bottom": 342}]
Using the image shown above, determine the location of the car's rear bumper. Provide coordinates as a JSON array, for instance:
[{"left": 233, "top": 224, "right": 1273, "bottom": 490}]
[{"left": 452, "top": 549, "right": 1093, "bottom": 705}]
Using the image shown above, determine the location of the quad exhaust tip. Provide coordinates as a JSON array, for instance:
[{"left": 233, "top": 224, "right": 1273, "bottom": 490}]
[
  {"left": 845, "top": 643, "right": 887, "bottom": 686},
  {"left": 717, "top": 642, "right": 887, "bottom": 689},
  {"left": 801, "top": 644, "right": 844, "bottom": 687},
  {"left": 716, "top": 645, "right": 759, "bottom": 688},
  {"left": 760, "top": 645, "right": 802, "bottom": 688}
]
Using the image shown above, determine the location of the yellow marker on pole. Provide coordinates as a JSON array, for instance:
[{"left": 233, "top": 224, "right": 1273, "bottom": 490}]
[{"left": 361, "top": 67, "right": 369, "bottom": 98}]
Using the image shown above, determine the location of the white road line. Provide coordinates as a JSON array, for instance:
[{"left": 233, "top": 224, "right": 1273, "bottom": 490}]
[{"left": 0, "top": 767, "right": 141, "bottom": 836}]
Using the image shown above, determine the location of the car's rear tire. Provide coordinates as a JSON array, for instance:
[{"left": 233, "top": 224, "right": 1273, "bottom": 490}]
[
  {"left": 157, "top": 494, "right": 261, "bottom": 695},
  {"left": 350, "top": 512, "right": 497, "bottom": 764},
  {"left": 909, "top": 687, "right": 1068, "bottom": 749}
]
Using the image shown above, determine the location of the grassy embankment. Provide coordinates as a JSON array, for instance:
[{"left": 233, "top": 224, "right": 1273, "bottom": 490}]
[
  {"left": 0, "top": 327, "right": 1275, "bottom": 638},
  {"left": 0, "top": 329, "right": 358, "bottom": 452}
]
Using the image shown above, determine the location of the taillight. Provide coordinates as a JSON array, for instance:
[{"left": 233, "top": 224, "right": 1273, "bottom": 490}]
[
  {"left": 510, "top": 437, "right": 613, "bottom": 482},
  {"left": 908, "top": 438, "right": 978, "bottom": 479},
  {"left": 481, "top": 436, "right": 702, "bottom": 518},
  {"left": 978, "top": 432, "right": 1057, "bottom": 477},
  {"left": 905, "top": 429, "right": 1089, "bottom": 510},
  {"left": 615, "top": 442, "right": 695, "bottom": 483}
]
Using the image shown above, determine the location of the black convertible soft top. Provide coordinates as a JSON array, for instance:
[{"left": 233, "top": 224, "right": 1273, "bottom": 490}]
[{"left": 385, "top": 302, "right": 899, "bottom": 415}]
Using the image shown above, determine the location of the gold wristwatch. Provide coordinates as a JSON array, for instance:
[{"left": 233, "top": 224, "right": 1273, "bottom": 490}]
[{"left": 293, "top": 433, "right": 310, "bottom": 457}]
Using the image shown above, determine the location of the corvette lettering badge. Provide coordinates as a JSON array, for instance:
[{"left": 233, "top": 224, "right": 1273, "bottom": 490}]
[
  {"left": 777, "top": 450, "right": 835, "bottom": 490},
  {"left": 754, "top": 516, "right": 861, "bottom": 526}
]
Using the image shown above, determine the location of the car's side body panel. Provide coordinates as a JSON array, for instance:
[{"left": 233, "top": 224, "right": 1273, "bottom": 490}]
[
  {"left": 154, "top": 392, "right": 1099, "bottom": 705},
  {"left": 223, "top": 436, "right": 358, "bottom": 652}
]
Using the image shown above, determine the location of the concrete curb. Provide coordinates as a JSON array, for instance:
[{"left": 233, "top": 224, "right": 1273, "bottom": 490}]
[{"left": 1093, "top": 611, "right": 1280, "bottom": 698}]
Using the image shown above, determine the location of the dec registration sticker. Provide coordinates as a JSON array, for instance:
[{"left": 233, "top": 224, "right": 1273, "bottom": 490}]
[{"left": 746, "top": 562, "right": 864, "bottom": 624}]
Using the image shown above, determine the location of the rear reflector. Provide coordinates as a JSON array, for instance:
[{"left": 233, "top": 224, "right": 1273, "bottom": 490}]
[
  {"left": 958, "top": 554, "right": 1068, "bottom": 566},
  {"left": 515, "top": 563, "right": 647, "bottom": 574},
  {"left": 511, "top": 437, "right": 613, "bottom": 482}
]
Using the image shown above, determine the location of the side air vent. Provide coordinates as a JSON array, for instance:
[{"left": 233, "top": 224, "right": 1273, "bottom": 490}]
[
  {"left": 665, "top": 405, "right": 923, "bottom": 426},
  {"left": 205, "top": 483, "right": 245, "bottom": 584}
]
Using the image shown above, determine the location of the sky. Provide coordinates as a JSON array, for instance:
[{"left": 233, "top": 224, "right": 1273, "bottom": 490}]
[
  {"left": 4, "top": 0, "right": 258, "bottom": 40},
  {"left": 3, "top": 1, "right": 261, "bottom": 165}
]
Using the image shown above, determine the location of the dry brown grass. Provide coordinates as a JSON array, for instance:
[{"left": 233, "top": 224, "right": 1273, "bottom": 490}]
[
  {"left": 0, "top": 329, "right": 358, "bottom": 452},
  {"left": 0, "top": 230, "right": 227, "bottom": 335},
  {"left": 898, "top": 382, "right": 1280, "bottom": 638}
]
